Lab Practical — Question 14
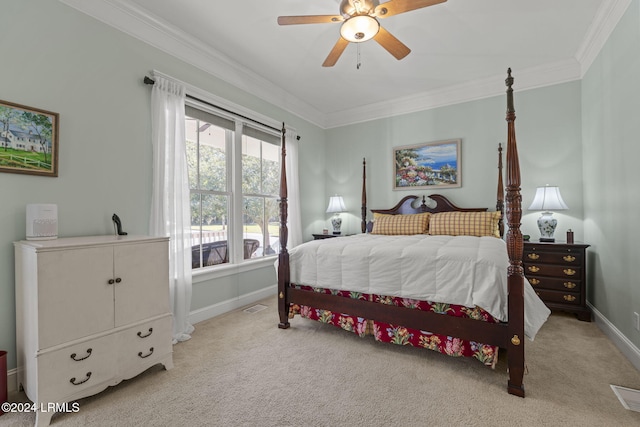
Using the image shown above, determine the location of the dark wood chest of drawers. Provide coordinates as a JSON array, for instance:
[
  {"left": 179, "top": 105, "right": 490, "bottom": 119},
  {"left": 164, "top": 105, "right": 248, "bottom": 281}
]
[{"left": 523, "top": 241, "right": 591, "bottom": 321}]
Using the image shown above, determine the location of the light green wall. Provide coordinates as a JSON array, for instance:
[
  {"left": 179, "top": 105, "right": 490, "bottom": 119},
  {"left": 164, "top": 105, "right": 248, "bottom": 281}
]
[
  {"left": 582, "top": 0, "right": 640, "bottom": 348},
  {"left": 325, "top": 82, "right": 585, "bottom": 240},
  {"left": 0, "top": 0, "right": 325, "bottom": 370},
  {"left": 2, "top": 0, "right": 638, "bottom": 373}
]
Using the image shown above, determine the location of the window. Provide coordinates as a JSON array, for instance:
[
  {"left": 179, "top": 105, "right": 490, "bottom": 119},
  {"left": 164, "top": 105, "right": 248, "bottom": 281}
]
[{"left": 186, "top": 104, "right": 281, "bottom": 270}]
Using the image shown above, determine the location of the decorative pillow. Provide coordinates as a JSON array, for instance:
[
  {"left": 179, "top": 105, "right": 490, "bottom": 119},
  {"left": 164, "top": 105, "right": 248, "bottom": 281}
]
[
  {"left": 428, "top": 211, "right": 501, "bottom": 238},
  {"left": 370, "top": 212, "right": 430, "bottom": 235}
]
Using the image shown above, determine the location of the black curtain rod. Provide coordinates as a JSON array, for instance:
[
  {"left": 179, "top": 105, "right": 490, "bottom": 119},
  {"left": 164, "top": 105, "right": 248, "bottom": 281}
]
[{"left": 144, "top": 76, "right": 300, "bottom": 140}]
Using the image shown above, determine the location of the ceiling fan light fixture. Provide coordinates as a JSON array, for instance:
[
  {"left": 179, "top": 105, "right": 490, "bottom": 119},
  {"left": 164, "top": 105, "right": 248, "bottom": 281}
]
[{"left": 340, "top": 15, "right": 380, "bottom": 43}]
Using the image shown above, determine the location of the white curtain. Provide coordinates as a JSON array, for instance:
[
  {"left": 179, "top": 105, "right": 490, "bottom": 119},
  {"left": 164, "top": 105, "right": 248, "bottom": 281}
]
[
  {"left": 149, "top": 75, "right": 194, "bottom": 343},
  {"left": 285, "top": 129, "right": 303, "bottom": 248}
]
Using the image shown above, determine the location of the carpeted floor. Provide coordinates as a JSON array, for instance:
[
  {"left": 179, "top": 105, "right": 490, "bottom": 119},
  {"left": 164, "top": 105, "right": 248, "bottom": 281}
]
[{"left": 3, "top": 296, "right": 640, "bottom": 426}]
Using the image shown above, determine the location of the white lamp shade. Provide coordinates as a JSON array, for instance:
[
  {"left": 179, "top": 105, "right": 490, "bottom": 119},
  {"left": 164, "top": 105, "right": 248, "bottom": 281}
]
[
  {"left": 326, "top": 195, "right": 346, "bottom": 213},
  {"left": 528, "top": 186, "right": 568, "bottom": 211},
  {"left": 340, "top": 15, "right": 380, "bottom": 42}
]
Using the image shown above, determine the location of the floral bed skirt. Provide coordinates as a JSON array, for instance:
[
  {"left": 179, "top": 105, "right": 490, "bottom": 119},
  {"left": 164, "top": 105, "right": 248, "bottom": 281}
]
[{"left": 289, "top": 284, "right": 499, "bottom": 368}]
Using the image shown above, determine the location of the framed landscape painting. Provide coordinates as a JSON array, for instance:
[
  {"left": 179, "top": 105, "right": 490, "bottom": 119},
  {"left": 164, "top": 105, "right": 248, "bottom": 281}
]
[
  {"left": 394, "top": 139, "right": 461, "bottom": 190},
  {"left": 0, "top": 100, "right": 59, "bottom": 177}
]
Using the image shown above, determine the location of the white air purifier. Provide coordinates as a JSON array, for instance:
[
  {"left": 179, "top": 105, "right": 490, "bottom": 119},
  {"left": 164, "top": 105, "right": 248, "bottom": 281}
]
[{"left": 26, "top": 204, "right": 58, "bottom": 240}]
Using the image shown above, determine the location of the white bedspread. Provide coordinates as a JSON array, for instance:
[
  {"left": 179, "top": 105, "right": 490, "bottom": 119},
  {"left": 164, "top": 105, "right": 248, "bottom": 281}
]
[{"left": 286, "top": 234, "right": 550, "bottom": 340}]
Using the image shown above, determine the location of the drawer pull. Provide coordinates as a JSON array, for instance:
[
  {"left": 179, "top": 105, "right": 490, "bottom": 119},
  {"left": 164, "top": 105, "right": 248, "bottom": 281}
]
[
  {"left": 527, "top": 253, "right": 540, "bottom": 260},
  {"left": 528, "top": 266, "right": 540, "bottom": 273},
  {"left": 70, "top": 348, "right": 92, "bottom": 361},
  {"left": 70, "top": 372, "right": 92, "bottom": 386},
  {"left": 563, "top": 255, "right": 576, "bottom": 262},
  {"left": 529, "top": 278, "right": 540, "bottom": 285},
  {"left": 138, "top": 347, "right": 155, "bottom": 359},
  {"left": 108, "top": 279, "right": 115, "bottom": 285},
  {"left": 563, "top": 269, "right": 576, "bottom": 276},
  {"left": 564, "top": 282, "right": 577, "bottom": 289},
  {"left": 563, "top": 295, "right": 576, "bottom": 302},
  {"left": 137, "top": 328, "right": 154, "bottom": 338}
]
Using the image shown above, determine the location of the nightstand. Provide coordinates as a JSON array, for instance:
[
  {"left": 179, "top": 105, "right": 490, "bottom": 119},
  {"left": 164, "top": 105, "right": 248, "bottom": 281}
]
[
  {"left": 312, "top": 234, "right": 338, "bottom": 240},
  {"left": 523, "top": 241, "right": 591, "bottom": 321}
]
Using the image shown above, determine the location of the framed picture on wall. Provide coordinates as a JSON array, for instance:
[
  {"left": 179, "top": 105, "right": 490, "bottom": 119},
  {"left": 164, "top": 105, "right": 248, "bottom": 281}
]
[
  {"left": 393, "top": 139, "right": 461, "bottom": 190},
  {"left": 0, "top": 99, "right": 59, "bottom": 177}
]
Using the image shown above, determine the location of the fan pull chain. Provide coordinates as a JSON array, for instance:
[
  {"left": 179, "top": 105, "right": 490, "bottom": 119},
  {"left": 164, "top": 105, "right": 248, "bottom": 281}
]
[{"left": 357, "top": 43, "right": 362, "bottom": 70}]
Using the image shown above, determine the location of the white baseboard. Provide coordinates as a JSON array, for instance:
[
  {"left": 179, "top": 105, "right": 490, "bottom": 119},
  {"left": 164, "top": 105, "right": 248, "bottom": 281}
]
[
  {"left": 188, "top": 284, "right": 277, "bottom": 325},
  {"left": 590, "top": 303, "right": 640, "bottom": 371},
  {"left": 7, "top": 367, "right": 18, "bottom": 393}
]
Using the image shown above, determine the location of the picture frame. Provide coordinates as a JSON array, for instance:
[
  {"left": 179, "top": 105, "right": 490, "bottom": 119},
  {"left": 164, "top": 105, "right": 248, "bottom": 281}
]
[
  {"left": 0, "top": 99, "right": 59, "bottom": 177},
  {"left": 393, "top": 139, "right": 461, "bottom": 190}
]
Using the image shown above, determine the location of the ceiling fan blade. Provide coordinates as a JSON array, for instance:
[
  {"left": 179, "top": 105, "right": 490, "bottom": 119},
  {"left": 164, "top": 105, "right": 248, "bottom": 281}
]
[
  {"left": 373, "top": 26, "right": 411, "bottom": 60},
  {"left": 322, "top": 37, "right": 350, "bottom": 67},
  {"left": 374, "top": 0, "right": 447, "bottom": 18},
  {"left": 277, "top": 15, "right": 344, "bottom": 25}
]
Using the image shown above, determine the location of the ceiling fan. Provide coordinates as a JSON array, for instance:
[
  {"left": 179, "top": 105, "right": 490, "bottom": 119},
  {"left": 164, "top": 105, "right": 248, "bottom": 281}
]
[{"left": 277, "top": 0, "right": 447, "bottom": 67}]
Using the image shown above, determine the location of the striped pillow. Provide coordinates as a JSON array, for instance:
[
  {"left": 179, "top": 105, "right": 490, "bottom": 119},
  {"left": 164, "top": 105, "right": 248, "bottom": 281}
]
[
  {"left": 428, "top": 211, "right": 501, "bottom": 238},
  {"left": 370, "top": 212, "right": 430, "bottom": 235}
]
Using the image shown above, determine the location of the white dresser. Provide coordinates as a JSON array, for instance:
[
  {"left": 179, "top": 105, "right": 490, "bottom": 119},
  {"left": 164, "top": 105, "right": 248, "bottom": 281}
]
[{"left": 14, "top": 235, "right": 174, "bottom": 427}]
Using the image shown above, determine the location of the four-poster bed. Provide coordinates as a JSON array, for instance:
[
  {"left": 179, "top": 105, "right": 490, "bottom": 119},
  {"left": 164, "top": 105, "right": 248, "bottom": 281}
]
[{"left": 276, "top": 69, "right": 547, "bottom": 397}]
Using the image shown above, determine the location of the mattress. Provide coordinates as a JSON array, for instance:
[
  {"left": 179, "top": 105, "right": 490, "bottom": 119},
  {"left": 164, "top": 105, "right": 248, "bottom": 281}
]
[{"left": 286, "top": 234, "right": 550, "bottom": 339}]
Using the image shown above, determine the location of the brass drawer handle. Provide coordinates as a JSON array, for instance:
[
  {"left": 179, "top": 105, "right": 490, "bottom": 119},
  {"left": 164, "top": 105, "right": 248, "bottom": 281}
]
[
  {"left": 563, "top": 255, "right": 576, "bottom": 262},
  {"left": 563, "top": 269, "right": 576, "bottom": 276},
  {"left": 564, "top": 282, "right": 576, "bottom": 289},
  {"left": 530, "top": 278, "right": 540, "bottom": 285},
  {"left": 527, "top": 253, "right": 540, "bottom": 260},
  {"left": 528, "top": 266, "right": 540, "bottom": 273},
  {"left": 563, "top": 295, "right": 576, "bottom": 302}
]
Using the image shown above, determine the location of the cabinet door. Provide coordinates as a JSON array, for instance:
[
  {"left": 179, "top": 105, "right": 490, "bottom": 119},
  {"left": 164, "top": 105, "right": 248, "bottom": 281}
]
[
  {"left": 113, "top": 241, "right": 170, "bottom": 327},
  {"left": 38, "top": 246, "right": 115, "bottom": 348}
]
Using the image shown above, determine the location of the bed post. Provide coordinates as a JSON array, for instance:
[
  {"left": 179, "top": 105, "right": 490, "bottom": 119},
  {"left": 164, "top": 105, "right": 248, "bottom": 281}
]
[
  {"left": 504, "top": 69, "right": 526, "bottom": 397},
  {"left": 361, "top": 158, "right": 367, "bottom": 234},
  {"left": 278, "top": 123, "right": 290, "bottom": 329},
  {"left": 497, "top": 143, "right": 504, "bottom": 237}
]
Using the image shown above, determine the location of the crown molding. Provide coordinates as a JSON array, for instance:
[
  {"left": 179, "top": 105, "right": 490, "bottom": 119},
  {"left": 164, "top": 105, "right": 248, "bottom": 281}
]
[
  {"left": 59, "top": 0, "right": 631, "bottom": 130},
  {"left": 325, "top": 59, "right": 583, "bottom": 128},
  {"left": 575, "top": 0, "right": 632, "bottom": 77},
  {"left": 58, "top": 0, "right": 327, "bottom": 128}
]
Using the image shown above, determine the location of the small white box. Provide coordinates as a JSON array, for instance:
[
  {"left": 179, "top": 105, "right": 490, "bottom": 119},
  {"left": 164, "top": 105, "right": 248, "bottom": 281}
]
[{"left": 26, "top": 204, "right": 58, "bottom": 240}]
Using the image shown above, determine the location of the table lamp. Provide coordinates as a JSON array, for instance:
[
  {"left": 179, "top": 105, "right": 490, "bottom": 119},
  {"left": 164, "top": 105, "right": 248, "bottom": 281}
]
[
  {"left": 528, "top": 185, "right": 568, "bottom": 242},
  {"left": 326, "top": 195, "right": 346, "bottom": 235}
]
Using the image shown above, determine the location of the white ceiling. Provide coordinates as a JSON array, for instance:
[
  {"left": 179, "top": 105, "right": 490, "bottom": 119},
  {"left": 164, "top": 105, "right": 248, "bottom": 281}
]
[{"left": 60, "top": 0, "right": 630, "bottom": 128}]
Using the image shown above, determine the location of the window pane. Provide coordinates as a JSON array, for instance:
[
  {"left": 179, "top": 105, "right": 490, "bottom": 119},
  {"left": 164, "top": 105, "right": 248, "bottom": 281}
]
[
  {"left": 242, "top": 135, "right": 261, "bottom": 194},
  {"left": 191, "top": 193, "right": 229, "bottom": 269},
  {"left": 242, "top": 196, "right": 280, "bottom": 259},
  {"left": 262, "top": 142, "right": 280, "bottom": 195},
  {"left": 198, "top": 125, "right": 227, "bottom": 192},
  {"left": 242, "top": 196, "right": 263, "bottom": 260},
  {"left": 265, "top": 197, "right": 280, "bottom": 255},
  {"left": 186, "top": 116, "right": 228, "bottom": 192}
]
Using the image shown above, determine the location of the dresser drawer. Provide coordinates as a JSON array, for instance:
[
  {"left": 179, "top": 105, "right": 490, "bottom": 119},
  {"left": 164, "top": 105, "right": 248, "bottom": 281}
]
[
  {"left": 523, "top": 241, "right": 591, "bottom": 321},
  {"left": 526, "top": 275, "right": 582, "bottom": 292},
  {"left": 524, "top": 249, "right": 583, "bottom": 265},
  {"left": 37, "top": 334, "right": 115, "bottom": 402},
  {"left": 534, "top": 289, "right": 582, "bottom": 306},
  {"left": 524, "top": 263, "right": 582, "bottom": 279},
  {"left": 116, "top": 315, "right": 172, "bottom": 377}
]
